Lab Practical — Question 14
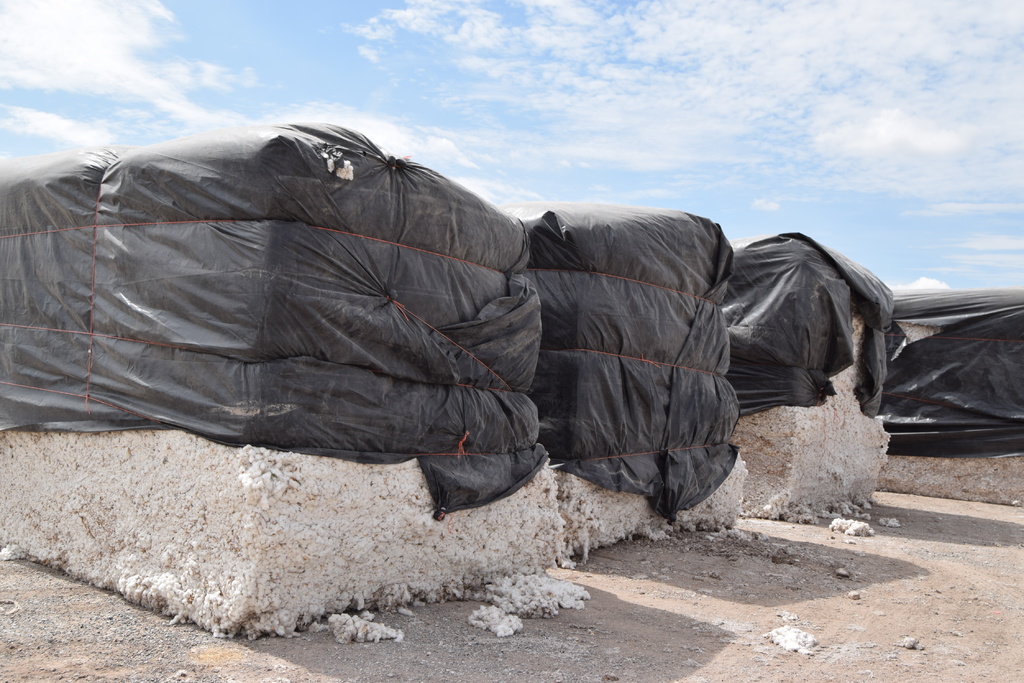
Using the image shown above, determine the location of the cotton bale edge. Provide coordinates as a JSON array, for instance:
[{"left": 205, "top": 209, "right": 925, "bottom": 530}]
[
  {"left": 733, "top": 315, "right": 891, "bottom": 521},
  {"left": 553, "top": 456, "right": 748, "bottom": 565},
  {"left": 723, "top": 235, "right": 893, "bottom": 523},
  {"left": 0, "top": 429, "right": 563, "bottom": 638},
  {"left": 503, "top": 202, "right": 741, "bottom": 562},
  {"left": 0, "top": 123, "right": 560, "bottom": 637},
  {"left": 878, "top": 289, "right": 1024, "bottom": 505},
  {"left": 0, "top": 123, "right": 548, "bottom": 518}
]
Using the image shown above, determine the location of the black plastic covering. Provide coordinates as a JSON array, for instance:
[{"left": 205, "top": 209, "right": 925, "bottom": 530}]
[
  {"left": 503, "top": 202, "right": 739, "bottom": 521},
  {"left": 0, "top": 123, "right": 547, "bottom": 516},
  {"left": 723, "top": 233, "right": 893, "bottom": 417},
  {"left": 880, "top": 287, "right": 1024, "bottom": 458}
]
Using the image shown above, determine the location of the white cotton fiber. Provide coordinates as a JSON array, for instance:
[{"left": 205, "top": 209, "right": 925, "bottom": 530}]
[
  {"left": 0, "top": 545, "right": 26, "bottom": 561},
  {"left": 765, "top": 625, "right": 819, "bottom": 655},
  {"left": 890, "top": 323, "right": 940, "bottom": 359},
  {"left": 829, "top": 518, "right": 875, "bottom": 537},
  {"left": 468, "top": 605, "right": 523, "bottom": 637},
  {"left": 554, "top": 456, "right": 747, "bottom": 565},
  {"left": 879, "top": 454, "right": 1024, "bottom": 507},
  {"left": 469, "top": 572, "right": 590, "bottom": 618},
  {"left": 327, "top": 612, "right": 403, "bottom": 644},
  {"left": 0, "top": 429, "right": 563, "bottom": 638},
  {"left": 735, "top": 316, "right": 890, "bottom": 523},
  {"left": 0, "top": 548, "right": 12, "bottom": 562}
]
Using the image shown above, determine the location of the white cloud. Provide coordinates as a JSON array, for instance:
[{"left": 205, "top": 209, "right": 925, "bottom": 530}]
[
  {"left": 0, "top": 106, "right": 116, "bottom": 147},
  {"left": 951, "top": 253, "right": 1024, "bottom": 270},
  {"left": 938, "top": 233, "right": 1024, "bottom": 285},
  {"left": 908, "top": 203, "right": 1024, "bottom": 217},
  {"left": 815, "top": 109, "right": 970, "bottom": 159},
  {"left": 261, "top": 102, "right": 480, "bottom": 170},
  {"left": 352, "top": 0, "right": 1024, "bottom": 198},
  {"left": 954, "top": 234, "right": 1024, "bottom": 251},
  {"left": 357, "top": 45, "right": 381, "bottom": 63},
  {"left": 752, "top": 199, "right": 780, "bottom": 211},
  {"left": 0, "top": 0, "right": 254, "bottom": 137},
  {"left": 345, "top": 18, "right": 395, "bottom": 41},
  {"left": 443, "top": 6, "right": 512, "bottom": 50},
  {"left": 888, "top": 276, "right": 951, "bottom": 290},
  {"left": 170, "top": 62, "right": 259, "bottom": 92},
  {"left": 612, "top": 187, "right": 678, "bottom": 202},
  {"left": 449, "top": 176, "right": 543, "bottom": 205}
]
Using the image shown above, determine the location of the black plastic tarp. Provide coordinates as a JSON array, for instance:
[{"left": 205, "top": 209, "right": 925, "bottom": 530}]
[
  {"left": 880, "top": 287, "right": 1024, "bottom": 458},
  {"left": 722, "top": 233, "right": 893, "bottom": 417},
  {"left": 0, "top": 123, "right": 547, "bottom": 516},
  {"left": 503, "top": 202, "right": 739, "bottom": 521}
]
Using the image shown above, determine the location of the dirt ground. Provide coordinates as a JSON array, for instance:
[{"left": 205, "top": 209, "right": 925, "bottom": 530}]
[{"left": 1, "top": 491, "right": 1021, "bottom": 683}]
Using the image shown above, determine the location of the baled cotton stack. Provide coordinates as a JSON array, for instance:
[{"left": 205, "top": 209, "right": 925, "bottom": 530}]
[
  {"left": 878, "top": 287, "right": 1024, "bottom": 505},
  {"left": 0, "top": 123, "right": 546, "bottom": 517},
  {"left": 0, "top": 124, "right": 558, "bottom": 635},
  {"left": 503, "top": 202, "right": 741, "bottom": 559},
  {"left": 0, "top": 429, "right": 563, "bottom": 638},
  {"left": 723, "top": 234, "right": 893, "bottom": 521}
]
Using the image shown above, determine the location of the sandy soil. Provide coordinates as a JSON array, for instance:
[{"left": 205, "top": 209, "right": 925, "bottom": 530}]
[{"left": 1, "top": 491, "right": 1021, "bottom": 683}]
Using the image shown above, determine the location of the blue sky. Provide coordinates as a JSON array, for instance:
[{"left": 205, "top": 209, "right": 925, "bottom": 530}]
[{"left": 2, "top": 0, "right": 1022, "bottom": 290}]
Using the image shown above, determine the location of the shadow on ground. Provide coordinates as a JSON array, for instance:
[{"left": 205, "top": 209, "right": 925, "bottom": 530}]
[
  {"left": 247, "top": 585, "right": 731, "bottom": 683},
  {"left": 869, "top": 496, "right": 1024, "bottom": 547},
  {"left": 575, "top": 528, "right": 928, "bottom": 608}
]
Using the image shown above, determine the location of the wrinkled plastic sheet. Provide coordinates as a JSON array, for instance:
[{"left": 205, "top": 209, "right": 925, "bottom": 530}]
[
  {"left": 881, "top": 287, "right": 1024, "bottom": 458},
  {"left": 503, "top": 202, "right": 739, "bottom": 521},
  {"left": 723, "top": 233, "right": 893, "bottom": 416},
  {"left": 0, "top": 123, "right": 547, "bottom": 515}
]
